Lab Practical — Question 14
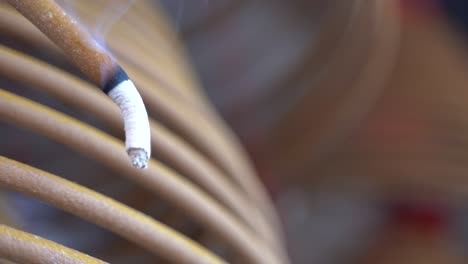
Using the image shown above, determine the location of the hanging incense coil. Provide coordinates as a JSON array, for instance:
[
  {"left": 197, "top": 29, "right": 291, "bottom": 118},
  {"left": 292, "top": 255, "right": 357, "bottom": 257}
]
[
  {"left": 0, "top": 0, "right": 286, "bottom": 263},
  {"left": 0, "top": 0, "right": 413, "bottom": 262}
]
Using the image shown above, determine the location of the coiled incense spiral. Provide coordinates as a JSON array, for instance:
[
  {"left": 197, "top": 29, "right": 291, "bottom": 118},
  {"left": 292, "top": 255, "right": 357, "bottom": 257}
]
[{"left": 6, "top": 0, "right": 151, "bottom": 169}]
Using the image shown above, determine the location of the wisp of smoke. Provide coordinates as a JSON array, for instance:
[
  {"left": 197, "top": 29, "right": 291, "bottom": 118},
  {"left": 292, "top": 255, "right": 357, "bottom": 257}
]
[
  {"left": 58, "top": 0, "right": 138, "bottom": 50},
  {"left": 92, "top": 0, "right": 138, "bottom": 46}
]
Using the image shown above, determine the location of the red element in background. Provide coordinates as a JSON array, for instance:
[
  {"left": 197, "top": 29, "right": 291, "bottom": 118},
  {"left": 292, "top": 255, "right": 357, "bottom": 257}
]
[{"left": 388, "top": 201, "right": 449, "bottom": 234}]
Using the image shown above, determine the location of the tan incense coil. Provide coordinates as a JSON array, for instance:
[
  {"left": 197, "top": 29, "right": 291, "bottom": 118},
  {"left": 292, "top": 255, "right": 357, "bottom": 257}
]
[
  {"left": 0, "top": 224, "right": 107, "bottom": 264},
  {"left": 0, "top": 2, "right": 280, "bottom": 230},
  {"left": 6, "top": 0, "right": 117, "bottom": 87},
  {"left": 0, "top": 0, "right": 286, "bottom": 263}
]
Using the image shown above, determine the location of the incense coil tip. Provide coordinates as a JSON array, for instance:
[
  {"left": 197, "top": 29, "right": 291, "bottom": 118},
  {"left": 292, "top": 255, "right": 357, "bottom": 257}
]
[{"left": 128, "top": 148, "right": 149, "bottom": 169}]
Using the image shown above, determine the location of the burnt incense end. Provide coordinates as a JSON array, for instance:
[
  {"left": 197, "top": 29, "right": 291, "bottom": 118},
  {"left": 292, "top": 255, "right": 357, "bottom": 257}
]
[
  {"left": 104, "top": 67, "right": 151, "bottom": 169},
  {"left": 102, "top": 66, "right": 129, "bottom": 94},
  {"left": 128, "top": 148, "right": 149, "bottom": 169}
]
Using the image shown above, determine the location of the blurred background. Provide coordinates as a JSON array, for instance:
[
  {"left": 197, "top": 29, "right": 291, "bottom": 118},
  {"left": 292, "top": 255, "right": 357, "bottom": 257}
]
[
  {"left": 158, "top": 0, "right": 468, "bottom": 263},
  {"left": 4, "top": 0, "right": 468, "bottom": 263}
]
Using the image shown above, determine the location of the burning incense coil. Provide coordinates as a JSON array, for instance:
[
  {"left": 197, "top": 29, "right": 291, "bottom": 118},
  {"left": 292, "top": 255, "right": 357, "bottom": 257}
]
[
  {"left": 6, "top": 0, "right": 151, "bottom": 169},
  {"left": 0, "top": 0, "right": 286, "bottom": 263}
]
